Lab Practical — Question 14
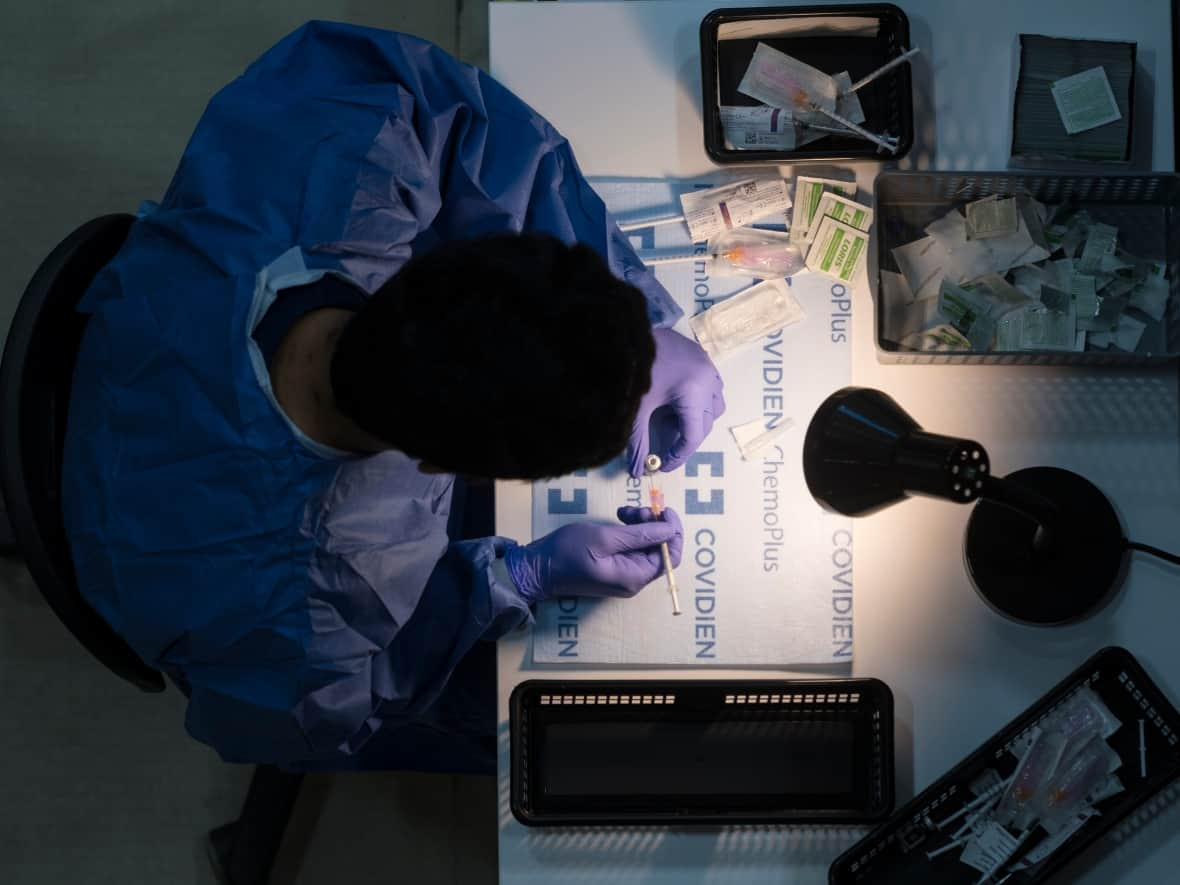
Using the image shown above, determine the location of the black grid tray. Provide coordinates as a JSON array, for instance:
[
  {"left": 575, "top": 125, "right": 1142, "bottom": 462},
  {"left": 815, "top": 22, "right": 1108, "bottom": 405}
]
[
  {"left": 829, "top": 646, "right": 1180, "bottom": 884},
  {"left": 511, "top": 678, "right": 894, "bottom": 827}
]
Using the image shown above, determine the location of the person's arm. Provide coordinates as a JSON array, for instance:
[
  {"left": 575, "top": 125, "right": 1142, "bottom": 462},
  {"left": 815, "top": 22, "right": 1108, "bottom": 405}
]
[
  {"left": 178, "top": 506, "right": 683, "bottom": 767},
  {"left": 178, "top": 535, "right": 530, "bottom": 768}
]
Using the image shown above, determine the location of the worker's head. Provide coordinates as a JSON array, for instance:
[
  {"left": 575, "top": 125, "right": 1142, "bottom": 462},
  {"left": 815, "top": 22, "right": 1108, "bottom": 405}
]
[{"left": 330, "top": 233, "right": 655, "bottom": 479}]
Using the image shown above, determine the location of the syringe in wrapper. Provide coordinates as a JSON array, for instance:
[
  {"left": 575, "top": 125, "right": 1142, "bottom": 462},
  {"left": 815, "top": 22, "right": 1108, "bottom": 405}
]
[{"left": 644, "top": 454, "right": 681, "bottom": 615}]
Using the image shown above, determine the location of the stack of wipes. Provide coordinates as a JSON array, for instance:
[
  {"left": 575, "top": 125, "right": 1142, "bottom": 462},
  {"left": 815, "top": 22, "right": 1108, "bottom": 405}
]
[{"left": 884, "top": 195, "right": 1170, "bottom": 354}]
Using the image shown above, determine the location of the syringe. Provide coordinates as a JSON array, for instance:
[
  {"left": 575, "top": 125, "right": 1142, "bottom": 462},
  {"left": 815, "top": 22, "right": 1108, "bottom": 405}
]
[{"left": 644, "top": 454, "right": 682, "bottom": 615}]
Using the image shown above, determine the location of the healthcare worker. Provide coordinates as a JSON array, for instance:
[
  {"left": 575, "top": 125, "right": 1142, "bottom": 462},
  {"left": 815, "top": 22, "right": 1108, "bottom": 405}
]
[{"left": 61, "top": 21, "right": 725, "bottom": 773}]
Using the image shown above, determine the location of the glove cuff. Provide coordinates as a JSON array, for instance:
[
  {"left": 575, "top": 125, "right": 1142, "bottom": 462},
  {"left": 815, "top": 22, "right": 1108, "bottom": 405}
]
[{"left": 502, "top": 544, "right": 542, "bottom": 606}]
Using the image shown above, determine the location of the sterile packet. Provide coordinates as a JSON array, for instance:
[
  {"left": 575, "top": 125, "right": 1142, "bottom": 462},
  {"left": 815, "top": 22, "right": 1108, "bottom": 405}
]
[
  {"left": 884, "top": 296, "right": 940, "bottom": 343},
  {"left": 937, "top": 278, "right": 1026, "bottom": 338},
  {"left": 689, "top": 278, "right": 805, "bottom": 360},
  {"left": 995, "top": 728, "right": 1069, "bottom": 827},
  {"left": 892, "top": 235, "right": 952, "bottom": 300},
  {"left": 1071, "top": 272, "right": 1101, "bottom": 325},
  {"left": 805, "top": 215, "right": 869, "bottom": 282},
  {"left": 707, "top": 228, "right": 805, "bottom": 277},
  {"left": 1045, "top": 208, "right": 1091, "bottom": 258},
  {"left": 805, "top": 192, "right": 873, "bottom": 245},
  {"left": 1012, "top": 265, "right": 1048, "bottom": 300},
  {"left": 1030, "top": 735, "right": 1122, "bottom": 833},
  {"left": 1046, "top": 686, "right": 1121, "bottom": 762},
  {"left": 923, "top": 209, "right": 998, "bottom": 282},
  {"left": 996, "top": 301, "right": 1078, "bottom": 352},
  {"left": 680, "top": 177, "right": 792, "bottom": 243},
  {"left": 1050, "top": 66, "right": 1123, "bottom": 135},
  {"left": 1077, "top": 222, "right": 1119, "bottom": 274},
  {"left": 972, "top": 272, "right": 1035, "bottom": 311},
  {"left": 737, "top": 42, "right": 838, "bottom": 113},
  {"left": 965, "top": 195, "right": 1019, "bottom": 240},
  {"left": 720, "top": 106, "right": 797, "bottom": 150},
  {"left": 791, "top": 176, "right": 857, "bottom": 243}
]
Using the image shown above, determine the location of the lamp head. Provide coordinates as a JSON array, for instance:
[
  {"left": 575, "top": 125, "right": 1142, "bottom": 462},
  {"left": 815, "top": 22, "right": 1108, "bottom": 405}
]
[{"left": 803, "top": 387, "right": 990, "bottom": 516}]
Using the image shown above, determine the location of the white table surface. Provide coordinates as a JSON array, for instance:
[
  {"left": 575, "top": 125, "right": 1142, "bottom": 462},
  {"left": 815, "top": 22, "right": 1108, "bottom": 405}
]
[{"left": 489, "top": 2, "right": 1180, "bottom": 883}]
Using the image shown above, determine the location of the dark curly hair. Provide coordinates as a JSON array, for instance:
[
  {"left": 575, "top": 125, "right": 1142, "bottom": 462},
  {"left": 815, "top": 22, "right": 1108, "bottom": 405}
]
[{"left": 330, "top": 234, "right": 655, "bottom": 479}]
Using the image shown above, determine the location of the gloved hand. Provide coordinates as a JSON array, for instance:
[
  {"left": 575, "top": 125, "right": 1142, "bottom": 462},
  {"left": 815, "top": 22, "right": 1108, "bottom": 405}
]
[
  {"left": 504, "top": 506, "right": 683, "bottom": 604},
  {"left": 628, "top": 327, "right": 725, "bottom": 477}
]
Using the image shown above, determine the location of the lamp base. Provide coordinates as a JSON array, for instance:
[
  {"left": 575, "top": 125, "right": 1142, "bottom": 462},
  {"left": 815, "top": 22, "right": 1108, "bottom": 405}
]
[{"left": 964, "top": 467, "right": 1126, "bottom": 626}]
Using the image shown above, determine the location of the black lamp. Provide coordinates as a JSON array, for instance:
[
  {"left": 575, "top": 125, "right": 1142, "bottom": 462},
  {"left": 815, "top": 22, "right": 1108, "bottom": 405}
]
[{"left": 802, "top": 387, "right": 1127, "bottom": 626}]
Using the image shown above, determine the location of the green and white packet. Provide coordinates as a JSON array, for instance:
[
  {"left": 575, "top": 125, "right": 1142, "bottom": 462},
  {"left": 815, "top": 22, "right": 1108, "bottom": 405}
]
[
  {"left": 805, "top": 192, "right": 873, "bottom": 245},
  {"left": 805, "top": 215, "right": 869, "bottom": 283},
  {"left": 938, "top": 279, "right": 993, "bottom": 332},
  {"left": 791, "top": 176, "right": 856, "bottom": 242},
  {"left": 900, "top": 323, "right": 971, "bottom": 352},
  {"left": 1050, "top": 66, "right": 1123, "bottom": 135},
  {"left": 965, "top": 196, "right": 1019, "bottom": 240}
]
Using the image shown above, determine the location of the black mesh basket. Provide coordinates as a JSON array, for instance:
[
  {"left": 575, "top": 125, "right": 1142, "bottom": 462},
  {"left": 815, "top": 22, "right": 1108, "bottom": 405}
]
[{"left": 874, "top": 171, "right": 1180, "bottom": 364}]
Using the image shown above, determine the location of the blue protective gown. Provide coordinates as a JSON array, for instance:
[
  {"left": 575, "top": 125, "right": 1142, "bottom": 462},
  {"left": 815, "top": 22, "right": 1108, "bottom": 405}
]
[{"left": 61, "top": 21, "right": 681, "bottom": 771}]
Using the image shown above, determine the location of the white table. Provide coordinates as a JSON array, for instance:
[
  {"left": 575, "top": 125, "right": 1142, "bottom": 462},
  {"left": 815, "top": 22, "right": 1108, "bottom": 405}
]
[{"left": 490, "top": 2, "right": 1180, "bottom": 883}]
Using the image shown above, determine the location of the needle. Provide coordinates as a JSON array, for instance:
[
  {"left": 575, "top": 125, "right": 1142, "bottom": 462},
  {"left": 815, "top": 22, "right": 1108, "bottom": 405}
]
[
  {"left": 617, "top": 215, "right": 687, "bottom": 233},
  {"left": 844, "top": 48, "right": 921, "bottom": 95},
  {"left": 790, "top": 86, "right": 901, "bottom": 154},
  {"left": 791, "top": 87, "right": 899, "bottom": 153},
  {"left": 644, "top": 453, "right": 681, "bottom": 615}
]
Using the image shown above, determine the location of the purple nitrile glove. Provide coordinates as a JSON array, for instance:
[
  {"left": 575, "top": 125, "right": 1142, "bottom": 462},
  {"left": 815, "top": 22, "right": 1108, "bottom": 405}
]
[
  {"left": 503, "top": 507, "right": 684, "bottom": 605},
  {"left": 627, "top": 327, "right": 725, "bottom": 478}
]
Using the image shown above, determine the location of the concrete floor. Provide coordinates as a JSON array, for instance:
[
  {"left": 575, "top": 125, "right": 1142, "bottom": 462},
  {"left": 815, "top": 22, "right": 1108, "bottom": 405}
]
[{"left": 0, "top": 3, "right": 496, "bottom": 883}]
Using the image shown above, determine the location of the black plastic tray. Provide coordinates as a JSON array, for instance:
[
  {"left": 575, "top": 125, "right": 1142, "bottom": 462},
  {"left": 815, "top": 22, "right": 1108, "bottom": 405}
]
[
  {"left": 700, "top": 4, "right": 914, "bottom": 164},
  {"left": 829, "top": 646, "right": 1180, "bottom": 884},
  {"left": 510, "top": 677, "right": 894, "bottom": 827}
]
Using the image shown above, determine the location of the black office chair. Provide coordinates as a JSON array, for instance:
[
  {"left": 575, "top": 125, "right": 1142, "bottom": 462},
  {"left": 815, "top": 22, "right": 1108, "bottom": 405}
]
[{"left": 0, "top": 214, "right": 303, "bottom": 885}]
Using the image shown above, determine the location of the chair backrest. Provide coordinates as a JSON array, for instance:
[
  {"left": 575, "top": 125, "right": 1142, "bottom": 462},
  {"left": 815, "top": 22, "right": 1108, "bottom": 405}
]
[{"left": 1, "top": 214, "right": 165, "bottom": 692}]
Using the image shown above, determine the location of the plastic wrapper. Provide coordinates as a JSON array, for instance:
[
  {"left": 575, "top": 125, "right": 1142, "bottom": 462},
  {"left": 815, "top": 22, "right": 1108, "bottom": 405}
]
[
  {"left": 1032, "top": 735, "right": 1122, "bottom": 833},
  {"left": 708, "top": 228, "right": 805, "bottom": 277},
  {"left": 689, "top": 278, "right": 805, "bottom": 359},
  {"left": 995, "top": 728, "right": 1068, "bottom": 827}
]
